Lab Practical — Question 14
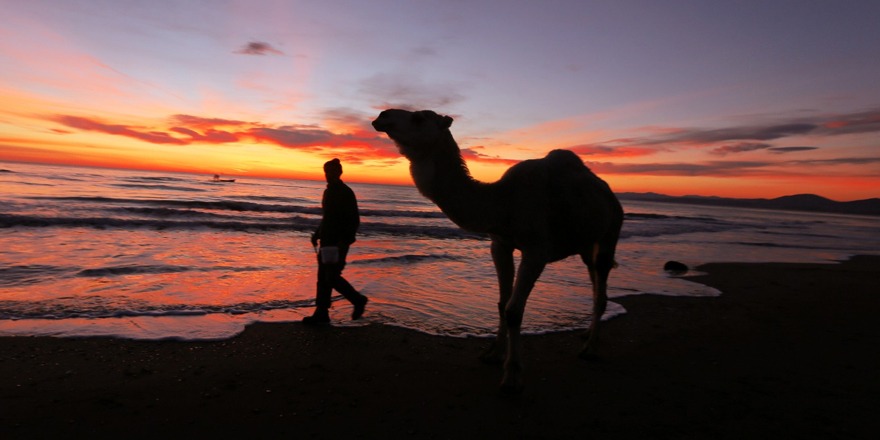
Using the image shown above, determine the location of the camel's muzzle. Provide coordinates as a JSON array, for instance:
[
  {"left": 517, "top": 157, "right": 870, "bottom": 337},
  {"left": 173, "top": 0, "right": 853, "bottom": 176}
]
[{"left": 372, "top": 115, "right": 392, "bottom": 132}]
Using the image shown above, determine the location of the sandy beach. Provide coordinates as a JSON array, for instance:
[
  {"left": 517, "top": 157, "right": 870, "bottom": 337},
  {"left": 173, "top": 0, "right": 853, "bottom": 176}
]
[{"left": 2, "top": 255, "right": 878, "bottom": 439}]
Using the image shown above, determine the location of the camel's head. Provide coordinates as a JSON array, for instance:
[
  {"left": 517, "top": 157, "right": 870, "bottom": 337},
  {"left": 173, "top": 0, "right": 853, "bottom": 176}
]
[{"left": 372, "top": 109, "right": 454, "bottom": 161}]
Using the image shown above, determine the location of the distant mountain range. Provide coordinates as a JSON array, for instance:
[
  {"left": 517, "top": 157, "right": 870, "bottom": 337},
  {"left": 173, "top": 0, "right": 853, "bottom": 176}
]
[{"left": 617, "top": 192, "right": 880, "bottom": 216}]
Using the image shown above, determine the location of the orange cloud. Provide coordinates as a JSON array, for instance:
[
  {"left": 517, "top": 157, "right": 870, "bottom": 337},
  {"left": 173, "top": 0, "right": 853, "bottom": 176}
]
[
  {"left": 168, "top": 114, "right": 251, "bottom": 130},
  {"left": 169, "top": 127, "right": 239, "bottom": 143},
  {"left": 47, "top": 113, "right": 401, "bottom": 165},
  {"left": 52, "top": 115, "right": 187, "bottom": 145}
]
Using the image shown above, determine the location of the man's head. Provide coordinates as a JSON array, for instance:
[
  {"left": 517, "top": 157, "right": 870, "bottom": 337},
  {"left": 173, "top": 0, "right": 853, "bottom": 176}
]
[{"left": 323, "top": 158, "right": 343, "bottom": 181}]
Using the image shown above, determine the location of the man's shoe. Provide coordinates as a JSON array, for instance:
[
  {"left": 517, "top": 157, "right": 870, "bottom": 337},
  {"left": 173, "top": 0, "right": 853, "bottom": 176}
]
[
  {"left": 351, "top": 296, "right": 368, "bottom": 320},
  {"left": 302, "top": 312, "right": 330, "bottom": 325}
]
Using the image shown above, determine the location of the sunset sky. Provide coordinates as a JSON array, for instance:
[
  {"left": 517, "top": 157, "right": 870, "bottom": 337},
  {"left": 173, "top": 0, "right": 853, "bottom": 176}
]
[{"left": 2, "top": 0, "right": 878, "bottom": 200}]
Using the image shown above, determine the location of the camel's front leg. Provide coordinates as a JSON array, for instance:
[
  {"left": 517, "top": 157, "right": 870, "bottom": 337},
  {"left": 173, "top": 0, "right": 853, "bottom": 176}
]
[
  {"left": 580, "top": 272, "right": 607, "bottom": 359},
  {"left": 481, "top": 238, "right": 514, "bottom": 364},
  {"left": 500, "top": 255, "right": 545, "bottom": 394},
  {"left": 580, "top": 252, "right": 612, "bottom": 359}
]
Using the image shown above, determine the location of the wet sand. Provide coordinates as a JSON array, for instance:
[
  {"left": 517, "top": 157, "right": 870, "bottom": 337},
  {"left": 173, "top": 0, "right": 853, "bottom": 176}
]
[{"left": 2, "top": 255, "right": 878, "bottom": 438}]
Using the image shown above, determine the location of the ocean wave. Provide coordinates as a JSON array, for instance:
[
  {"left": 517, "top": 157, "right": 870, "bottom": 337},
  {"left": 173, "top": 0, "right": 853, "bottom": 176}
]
[
  {"left": 112, "top": 206, "right": 231, "bottom": 219},
  {"left": 626, "top": 212, "right": 670, "bottom": 219},
  {"left": 0, "top": 297, "right": 318, "bottom": 321},
  {"left": 0, "top": 264, "right": 78, "bottom": 287},
  {"left": 0, "top": 213, "right": 478, "bottom": 239},
  {"left": 1, "top": 209, "right": 745, "bottom": 240},
  {"left": 625, "top": 212, "right": 683, "bottom": 220},
  {"left": 239, "top": 194, "right": 314, "bottom": 204},
  {"left": 121, "top": 176, "right": 190, "bottom": 183},
  {"left": 28, "top": 195, "right": 445, "bottom": 219},
  {"left": 2, "top": 180, "right": 53, "bottom": 187},
  {"left": 32, "top": 196, "right": 323, "bottom": 214},
  {"left": 361, "top": 208, "right": 446, "bottom": 218},
  {"left": 110, "top": 183, "right": 208, "bottom": 192},
  {"left": 624, "top": 211, "right": 725, "bottom": 222},
  {"left": 361, "top": 222, "right": 484, "bottom": 239},
  {"left": 351, "top": 254, "right": 464, "bottom": 266},
  {"left": 7, "top": 196, "right": 751, "bottom": 241},
  {"left": 619, "top": 216, "right": 745, "bottom": 239},
  {"left": 0, "top": 213, "right": 311, "bottom": 231},
  {"left": 76, "top": 264, "right": 269, "bottom": 277},
  {"left": 728, "top": 241, "right": 834, "bottom": 250},
  {"left": 358, "top": 197, "right": 433, "bottom": 207}
]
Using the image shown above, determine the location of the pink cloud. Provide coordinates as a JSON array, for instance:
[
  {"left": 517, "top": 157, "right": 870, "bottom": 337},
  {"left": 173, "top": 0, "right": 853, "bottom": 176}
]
[
  {"left": 49, "top": 113, "right": 402, "bottom": 164},
  {"left": 53, "top": 115, "right": 186, "bottom": 145},
  {"left": 710, "top": 142, "right": 771, "bottom": 155},
  {"left": 168, "top": 114, "right": 251, "bottom": 129},
  {"left": 169, "top": 127, "right": 239, "bottom": 143}
]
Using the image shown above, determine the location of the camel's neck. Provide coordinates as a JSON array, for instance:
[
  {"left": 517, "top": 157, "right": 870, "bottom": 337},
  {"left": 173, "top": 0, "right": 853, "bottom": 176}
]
[{"left": 409, "top": 138, "right": 501, "bottom": 233}]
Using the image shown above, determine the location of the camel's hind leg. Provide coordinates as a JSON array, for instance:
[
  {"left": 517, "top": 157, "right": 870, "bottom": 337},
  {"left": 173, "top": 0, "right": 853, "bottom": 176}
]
[
  {"left": 481, "top": 238, "right": 514, "bottom": 364},
  {"left": 580, "top": 246, "right": 613, "bottom": 359}
]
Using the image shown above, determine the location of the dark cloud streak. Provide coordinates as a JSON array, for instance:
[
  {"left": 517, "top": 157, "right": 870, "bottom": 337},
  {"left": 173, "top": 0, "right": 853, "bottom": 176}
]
[
  {"left": 711, "top": 142, "right": 771, "bottom": 155},
  {"left": 587, "top": 108, "right": 880, "bottom": 151},
  {"left": 234, "top": 41, "right": 283, "bottom": 56},
  {"left": 768, "top": 146, "right": 819, "bottom": 154},
  {"left": 588, "top": 155, "right": 880, "bottom": 177},
  {"left": 820, "top": 109, "right": 880, "bottom": 135}
]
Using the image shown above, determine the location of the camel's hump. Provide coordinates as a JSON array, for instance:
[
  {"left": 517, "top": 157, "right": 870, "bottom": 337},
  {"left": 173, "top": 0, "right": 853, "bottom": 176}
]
[
  {"left": 500, "top": 148, "right": 601, "bottom": 186},
  {"left": 543, "top": 149, "right": 589, "bottom": 171}
]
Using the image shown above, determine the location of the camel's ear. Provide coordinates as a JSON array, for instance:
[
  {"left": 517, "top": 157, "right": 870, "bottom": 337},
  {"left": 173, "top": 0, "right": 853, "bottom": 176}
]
[{"left": 441, "top": 115, "right": 453, "bottom": 128}]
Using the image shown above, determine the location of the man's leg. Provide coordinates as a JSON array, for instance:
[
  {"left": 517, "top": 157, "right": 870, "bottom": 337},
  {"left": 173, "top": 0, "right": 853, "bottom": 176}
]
[
  {"left": 333, "top": 246, "right": 368, "bottom": 319},
  {"left": 303, "top": 256, "right": 333, "bottom": 324}
]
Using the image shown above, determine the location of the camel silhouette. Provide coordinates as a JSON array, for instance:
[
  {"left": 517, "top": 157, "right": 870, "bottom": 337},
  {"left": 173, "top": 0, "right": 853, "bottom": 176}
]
[{"left": 373, "top": 109, "right": 624, "bottom": 393}]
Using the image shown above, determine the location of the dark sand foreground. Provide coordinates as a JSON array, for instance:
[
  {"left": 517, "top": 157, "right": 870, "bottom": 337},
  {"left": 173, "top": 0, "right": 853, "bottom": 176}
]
[{"left": 2, "top": 256, "right": 879, "bottom": 439}]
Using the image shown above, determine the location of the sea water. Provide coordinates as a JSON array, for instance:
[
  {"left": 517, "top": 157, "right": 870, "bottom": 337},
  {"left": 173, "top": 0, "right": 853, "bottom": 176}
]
[{"left": 1, "top": 161, "right": 878, "bottom": 339}]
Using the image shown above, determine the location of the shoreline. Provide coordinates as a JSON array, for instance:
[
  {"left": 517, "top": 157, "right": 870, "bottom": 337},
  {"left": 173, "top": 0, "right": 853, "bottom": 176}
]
[{"left": 2, "top": 255, "right": 878, "bottom": 438}]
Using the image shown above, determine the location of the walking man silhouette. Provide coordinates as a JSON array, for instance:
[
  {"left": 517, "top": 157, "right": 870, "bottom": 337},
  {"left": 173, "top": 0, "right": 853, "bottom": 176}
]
[{"left": 303, "top": 158, "right": 368, "bottom": 324}]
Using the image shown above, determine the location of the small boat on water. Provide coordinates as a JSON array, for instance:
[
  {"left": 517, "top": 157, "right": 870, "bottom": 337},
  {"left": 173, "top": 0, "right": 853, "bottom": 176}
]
[{"left": 211, "top": 174, "right": 236, "bottom": 183}]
